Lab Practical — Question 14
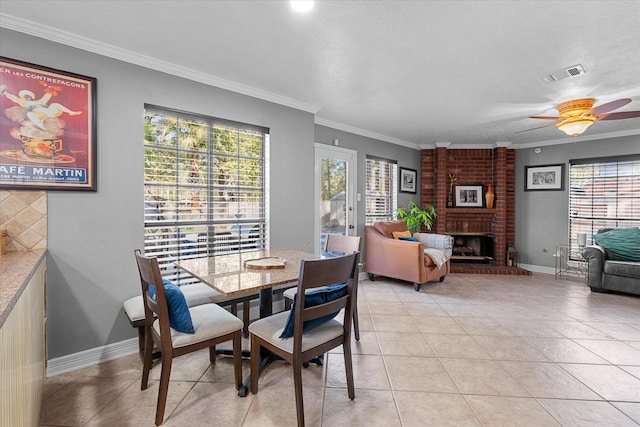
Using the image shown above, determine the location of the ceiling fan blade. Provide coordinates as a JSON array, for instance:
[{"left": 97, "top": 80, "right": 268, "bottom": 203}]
[
  {"left": 592, "top": 98, "right": 632, "bottom": 115},
  {"left": 515, "top": 122, "right": 557, "bottom": 134},
  {"left": 597, "top": 110, "right": 640, "bottom": 120},
  {"left": 529, "top": 115, "right": 560, "bottom": 120}
]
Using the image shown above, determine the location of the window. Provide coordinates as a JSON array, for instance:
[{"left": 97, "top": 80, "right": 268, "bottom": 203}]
[
  {"left": 569, "top": 155, "right": 640, "bottom": 253},
  {"left": 365, "top": 156, "right": 397, "bottom": 225},
  {"left": 144, "top": 106, "right": 268, "bottom": 282}
]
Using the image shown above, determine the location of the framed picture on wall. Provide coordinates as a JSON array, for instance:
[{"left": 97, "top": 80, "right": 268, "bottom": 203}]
[
  {"left": 0, "top": 57, "right": 97, "bottom": 191},
  {"left": 399, "top": 167, "right": 417, "bottom": 193},
  {"left": 454, "top": 185, "right": 484, "bottom": 207},
  {"left": 525, "top": 163, "right": 564, "bottom": 191}
]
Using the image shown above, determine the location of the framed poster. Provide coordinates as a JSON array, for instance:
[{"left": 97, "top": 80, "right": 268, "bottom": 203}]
[
  {"left": 0, "top": 57, "right": 97, "bottom": 191},
  {"left": 525, "top": 164, "right": 564, "bottom": 191},
  {"left": 399, "top": 167, "right": 417, "bottom": 193},
  {"left": 454, "top": 185, "right": 484, "bottom": 207}
]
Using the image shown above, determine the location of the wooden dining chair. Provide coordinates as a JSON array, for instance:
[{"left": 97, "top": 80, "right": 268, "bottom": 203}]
[
  {"left": 134, "top": 249, "right": 244, "bottom": 426},
  {"left": 249, "top": 252, "right": 360, "bottom": 427},
  {"left": 283, "top": 234, "right": 362, "bottom": 339}
]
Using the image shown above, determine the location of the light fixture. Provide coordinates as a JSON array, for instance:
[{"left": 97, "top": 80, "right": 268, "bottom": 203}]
[
  {"left": 290, "top": 1, "right": 314, "bottom": 12},
  {"left": 555, "top": 98, "right": 596, "bottom": 136},
  {"left": 557, "top": 118, "right": 595, "bottom": 136}
]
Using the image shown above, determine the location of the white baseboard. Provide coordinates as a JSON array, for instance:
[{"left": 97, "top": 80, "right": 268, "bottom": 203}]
[
  {"left": 47, "top": 338, "right": 139, "bottom": 377},
  {"left": 519, "top": 263, "right": 555, "bottom": 275}
]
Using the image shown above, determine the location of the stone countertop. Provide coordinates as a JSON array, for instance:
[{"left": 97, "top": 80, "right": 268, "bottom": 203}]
[{"left": 0, "top": 249, "right": 46, "bottom": 329}]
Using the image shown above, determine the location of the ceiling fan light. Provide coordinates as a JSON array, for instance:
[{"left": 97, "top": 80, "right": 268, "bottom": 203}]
[{"left": 557, "top": 119, "right": 595, "bottom": 136}]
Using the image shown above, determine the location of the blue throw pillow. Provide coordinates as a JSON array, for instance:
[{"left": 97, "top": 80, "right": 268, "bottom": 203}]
[
  {"left": 592, "top": 227, "right": 640, "bottom": 262},
  {"left": 280, "top": 283, "right": 348, "bottom": 338},
  {"left": 148, "top": 279, "right": 195, "bottom": 334},
  {"left": 399, "top": 236, "right": 419, "bottom": 242}
]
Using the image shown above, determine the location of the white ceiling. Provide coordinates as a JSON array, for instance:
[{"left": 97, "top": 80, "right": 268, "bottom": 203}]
[{"left": 2, "top": 1, "right": 640, "bottom": 149}]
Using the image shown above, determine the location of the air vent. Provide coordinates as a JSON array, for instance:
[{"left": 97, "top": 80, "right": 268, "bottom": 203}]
[{"left": 541, "top": 64, "right": 586, "bottom": 83}]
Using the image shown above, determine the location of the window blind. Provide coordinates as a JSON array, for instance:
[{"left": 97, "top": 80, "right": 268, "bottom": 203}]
[
  {"left": 144, "top": 106, "right": 268, "bottom": 283},
  {"left": 365, "top": 156, "right": 397, "bottom": 225},
  {"left": 569, "top": 157, "right": 640, "bottom": 254}
]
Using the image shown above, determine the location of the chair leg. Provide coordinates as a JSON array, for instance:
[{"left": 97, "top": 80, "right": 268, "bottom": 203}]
[
  {"left": 343, "top": 341, "right": 355, "bottom": 400},
  {"left": 141, "top": 329, "right": 154, "bottom": 390},
  {"left": 284, "top": 297, "right": 292, "bottom": 311},
  {"left": 352, "top": 306, "right": 360, "bottom": 341},
  {"left": 293, "top": 361, "right": 305, "bottom": 427},
  {"left": 242, "top": 300, "right": 251, "bottom": 337},
  {"left": 230, "top": 303, "right": 238, "bottom": 317},
  {"left": 155, "top": 354, "right": 173, "bottom": 426},
  {"left": 209, "top": 346, "right": 216, "bottom": 363},
  {"left": 249, "top": 335, "right": 260, "bottom": 394},
  {"left": 137, "top": 326, "right": 146, "bottom": 361},
  {"left": 233, "top": 331, "right": 243, "bottom": 389}
]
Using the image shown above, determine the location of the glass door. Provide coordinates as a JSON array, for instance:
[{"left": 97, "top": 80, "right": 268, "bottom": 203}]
[{"left": 314, "top": 144, "right": 357, "bottom": 253}]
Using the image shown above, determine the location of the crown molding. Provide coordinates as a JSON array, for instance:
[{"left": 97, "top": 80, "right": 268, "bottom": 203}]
[
  {"left": 0, "top": 14, "right": 320, "bottom": 114},
  {"left": 314, "top": 117, "right": 420, "bottom": 149},
  {"left": 514, "top": 128, "right": 640, "bottom": 149}
]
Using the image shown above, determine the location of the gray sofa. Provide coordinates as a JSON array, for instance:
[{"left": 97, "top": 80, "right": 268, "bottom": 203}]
[{"left": 582, "top": 245, "right": 640, "bottom": 296}]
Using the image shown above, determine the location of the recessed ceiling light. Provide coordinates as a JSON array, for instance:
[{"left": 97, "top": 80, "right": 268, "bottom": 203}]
[{"left": 290, "top": 1, "right": 314, "bottom": 13}]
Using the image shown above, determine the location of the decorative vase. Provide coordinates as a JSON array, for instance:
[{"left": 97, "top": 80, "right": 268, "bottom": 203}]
[{"left": 485, "top": 183, "right": 495, "bottom": 209}]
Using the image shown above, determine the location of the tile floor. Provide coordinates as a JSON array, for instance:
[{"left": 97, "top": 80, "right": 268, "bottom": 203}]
[{"left": 39, "top": 273, "right": 640, "bottom": 426}]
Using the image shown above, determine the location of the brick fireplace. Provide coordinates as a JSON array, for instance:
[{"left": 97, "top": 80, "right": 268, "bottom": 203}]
[{"left": 420, "top": 146, "right": 515, "bottom": 266}]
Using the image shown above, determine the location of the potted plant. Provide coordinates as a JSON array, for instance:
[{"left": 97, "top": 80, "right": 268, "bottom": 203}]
[{"left": 396, "top": 201, "right": 437, "bottom": 233}]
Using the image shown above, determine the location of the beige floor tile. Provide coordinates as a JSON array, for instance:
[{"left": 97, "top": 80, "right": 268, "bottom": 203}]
[
  {"left": 456, "top": 318, "right": 514, "bottom": 336},
  {"left": 83, "top": 380, "right": 195, "bottom": 427},
  {"left": 383, "top": 355, "right": 458, "bottom": 393},
  {"left": 326, "top": 353, "right": 390, "bottom": 390},
  {"left": 163, "top": 382, "right": 252, "bottom": 427},
  {"left": 258, "top": 358, "right": 326, "bottom": 389},
  {"left": 370, "top": 314, "right": 420, "bottom": 332},
  {"left": 425, "top": 333, "right": 492, "bottom": 359},
  {"left": 464, "top": 395, "right": 560, "bottom": 426},
  {"left": 367, "top": 301, "right": 408, "bottom": 315},
  {"left": 500, "top": 361, "right": 601, "bottom": 400},
  {"left": 322, "top": 388, "right": 401, "bottom": 427},
  {"left": 611, "top": 402, "right": 640, "bottom": 424},
  {"left": 376, "top": 331, "right": 436, "bottom": 356},
  {"left": 559, "top": 363, "right": 640, "bottom": 401},
  {"left": 39, "top": 274, "right": 640, "bottom": 426},
  {"left": 537, "top": 398, "right": 638, "bottom": 427},
  {"left": 394, "top": 391, "right": 480, "bottom": 426},
  {"left": 441, "top": 358, "right": 528, "bottom": 396},
  {"left": 39, "top": 376, "right": 142, "bottom": 426},
  {"left": 572, "top": 339, "right": 640, "bottom": 365},
  {"left": 243, "top": 383, "right": 324, "bottom": 427},
  {"left": 403, "top": 301, "right": 450, "bottom": 317},
  {"left": 525, "top": 337, "right": 609, "bottom": 364},
  {"left": 413, "top": 316, "right": 468, "bottom": 334},
  {"left": 473, "top": 335, "right": 549, "bottom": 361}
]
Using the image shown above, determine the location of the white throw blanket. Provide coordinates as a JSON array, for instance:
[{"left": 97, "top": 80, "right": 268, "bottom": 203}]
[{"left": 423, "top": 248, "right": 448, "bottom": 269}]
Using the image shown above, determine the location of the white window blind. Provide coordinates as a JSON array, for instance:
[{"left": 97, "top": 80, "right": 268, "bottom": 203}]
[
  {"left": 365, "top": 156, "right": 397, "bottom": 225},
  {"left": 569, "top": 156, "right": 640, "bottom": 254},
  {"left": 144, "top": 106, "right": 268, "bottom": 282}
]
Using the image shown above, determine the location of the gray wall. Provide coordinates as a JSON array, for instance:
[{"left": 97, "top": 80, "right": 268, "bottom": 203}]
[{"left": 515, "top": 135, "right": 640, "bottom": 268}]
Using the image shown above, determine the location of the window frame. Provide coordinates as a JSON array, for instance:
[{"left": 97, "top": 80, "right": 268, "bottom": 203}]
[
  {"left": 569, "top": 154, "right": 640, "bottom": 254},
  {"left": 143, "top": 105, "right": 269, "bottom": 283}
]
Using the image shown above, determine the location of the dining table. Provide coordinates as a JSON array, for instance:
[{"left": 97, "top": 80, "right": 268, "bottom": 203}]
[{"left": 175, "top": 248, "right": 318, "bottom": 396}]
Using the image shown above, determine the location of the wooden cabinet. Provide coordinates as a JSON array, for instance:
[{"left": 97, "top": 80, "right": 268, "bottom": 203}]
[{"left": 0, "top": 252, "right": 46, "bottom": 426}]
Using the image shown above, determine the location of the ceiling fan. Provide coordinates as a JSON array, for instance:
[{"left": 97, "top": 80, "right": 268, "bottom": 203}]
[{"left": 517, "top": 98, "right": 640, "bottom": 136}]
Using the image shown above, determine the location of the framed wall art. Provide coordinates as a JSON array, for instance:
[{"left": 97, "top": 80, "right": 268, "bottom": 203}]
[
  {"left": 0, "top": 57, "right": 97, "bottom": 191},
  {"left": 525, "top": 163, "right": 564, "bottom": 191},
  {"left": 399, "top": 167, "right": 417, "bottom": 193},
  {"left": 454, "top": 185, "right": 484, "bottom": 208}
]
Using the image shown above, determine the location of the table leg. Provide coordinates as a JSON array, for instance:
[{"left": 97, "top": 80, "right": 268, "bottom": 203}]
[{"left": 238, "top": 287, "right": 279, "bottom": 397}]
